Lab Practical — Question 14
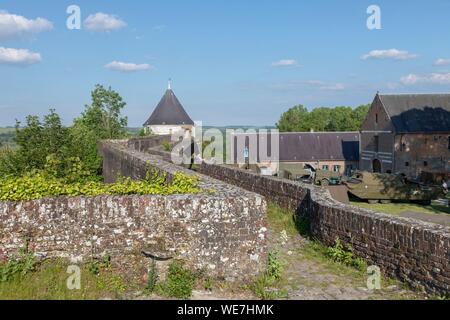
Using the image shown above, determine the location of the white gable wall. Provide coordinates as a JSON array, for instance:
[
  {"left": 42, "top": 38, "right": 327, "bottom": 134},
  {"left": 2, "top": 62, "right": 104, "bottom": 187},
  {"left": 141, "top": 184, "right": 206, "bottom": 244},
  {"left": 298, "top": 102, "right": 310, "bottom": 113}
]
[{"left": 147, "top": 125, "right": 193, "bottom": 137}]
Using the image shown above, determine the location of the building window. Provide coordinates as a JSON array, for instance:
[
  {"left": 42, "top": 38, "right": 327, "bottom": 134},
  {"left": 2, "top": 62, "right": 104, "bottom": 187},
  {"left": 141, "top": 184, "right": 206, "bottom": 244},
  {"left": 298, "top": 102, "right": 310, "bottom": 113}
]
[
  {"left": 322, "top": 165, "right": 329, "bottom": 171},
  {"left": 333, "top": 165, "right": 341, "bottom": 172},
  {"left": 386, "top": 170, "right": 392, "bottom": 174},
  {"left": 424, "top": 161, "right": 428, "bottom": 167},
  {"left": 375, "top": 113, "right": 378, "bottom": 124},
  {"left": 405, "top": 162, "right": 409, "bottom": 167},
  {"left": 448, "top": 136, "right": 450, "bottom": 150}
]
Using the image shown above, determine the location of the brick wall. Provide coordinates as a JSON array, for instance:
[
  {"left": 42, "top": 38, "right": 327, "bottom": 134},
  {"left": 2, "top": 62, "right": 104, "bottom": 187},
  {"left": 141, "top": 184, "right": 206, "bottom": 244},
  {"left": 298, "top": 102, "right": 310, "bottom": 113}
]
[
  {"left": 0, "top": 141, "right": 268, "bottom": 281},
  {"left": 198, "top": 161, "right": 450, "bottom": 294},
  {"left": 0, "top": 193, "right": 266, "bottom": 281},
  {"left": 394, "top": 133, "right": 450, "bottom": 178},
  {"left": 133, "top": 136, "right": 450, "bottom": 295}
]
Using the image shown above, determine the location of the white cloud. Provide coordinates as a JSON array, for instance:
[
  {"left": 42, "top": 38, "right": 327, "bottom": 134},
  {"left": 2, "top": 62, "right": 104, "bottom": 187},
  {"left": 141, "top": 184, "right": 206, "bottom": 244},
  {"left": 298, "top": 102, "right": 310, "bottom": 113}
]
[
  {"left": 271, "top": 59, "right": 299, "bottom": 67},
  {"left": 400, "top": 72, "right": 450, "bottom": 85},
  {"left": 434, "top": 58, "right": 450, "bottom": 66},
  {"left": 269, "top": 79, "right": 347, "bottom": 92},
  {"left": 105, "top": 61, "right": 152, "bottom": 72},
  {"left": 0, "top": 11, "right": 53, "bottom": 40},
  {"left": 320, "top": 83, "right": 346, "bottom": 91},
  {"left": 0, "top": 47, "right": 41, "bottom": 66},
  {"left": 306, "top": 80, "right": 346, "bottom": 91},
  {"left": 84, "top": 13, "right": 126, "bottom": 32},
  {"left": 362, "top": 49, "right": 418, "bottom": 60},
  {"left": 305, "top": 80, "right": 325, "bottom": 86}
]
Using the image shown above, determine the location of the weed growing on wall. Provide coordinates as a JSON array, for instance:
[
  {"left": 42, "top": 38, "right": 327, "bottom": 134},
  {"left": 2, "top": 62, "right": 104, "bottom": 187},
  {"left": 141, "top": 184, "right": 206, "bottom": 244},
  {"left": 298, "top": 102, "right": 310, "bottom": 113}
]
[
  {"left": 87, "top": 255, "right": 112, "bottom": 276},
  {"left": 145, "top": 259, "right": 158, "bottom": 293},
  {"left": 0, "top": 252, "right": 36, "bottom": 283},
  {"left": 162, "top": 140, "right": 172, "bottom": 152},
  {"left": 326, "top": 238, "right": 367, "bottom": 271},
  {"left": 266, "top": 251, "right": 283, "bottom": 281},
  {"left": 155, "top": 260, "right": 196, "bottom": 299},
  {"left": 250, "top": 251, "right": 287, "bottom": 300}
]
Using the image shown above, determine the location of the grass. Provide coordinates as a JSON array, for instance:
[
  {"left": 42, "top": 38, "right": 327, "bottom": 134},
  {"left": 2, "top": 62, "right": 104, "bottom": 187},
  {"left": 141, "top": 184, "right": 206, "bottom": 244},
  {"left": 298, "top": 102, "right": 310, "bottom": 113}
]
[
  {"left": 267, "top": 202, "right": 300, "bottom": 236},
  {"left": 351, "top": 200, "right": 450, "bottom": 216},
  {"left": 0, "top": 254, "right": 215, "bottom": 300},
  {"left": 0, "top": 258, "right": 129, "bottom": 300},
  {"left": 249, "top": 251, "right": 288, "bottom": 300}
]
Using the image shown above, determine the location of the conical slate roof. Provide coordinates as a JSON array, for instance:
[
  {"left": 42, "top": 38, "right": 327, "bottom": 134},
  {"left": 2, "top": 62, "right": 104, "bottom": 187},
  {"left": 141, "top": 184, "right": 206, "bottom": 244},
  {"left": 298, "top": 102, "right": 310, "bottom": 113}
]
[{"left": 144, "top": 89, "right": 194, "bottom": 126}]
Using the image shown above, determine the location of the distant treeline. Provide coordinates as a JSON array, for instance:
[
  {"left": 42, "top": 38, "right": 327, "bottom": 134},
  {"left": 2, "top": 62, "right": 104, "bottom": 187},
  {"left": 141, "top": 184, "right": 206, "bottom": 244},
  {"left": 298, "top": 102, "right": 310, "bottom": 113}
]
[
  {"left": 0, "top": 129, "right": 16, "bottom": 148},
  {"left": 276, "top": 104, "right": 370, "bottom": 132}
]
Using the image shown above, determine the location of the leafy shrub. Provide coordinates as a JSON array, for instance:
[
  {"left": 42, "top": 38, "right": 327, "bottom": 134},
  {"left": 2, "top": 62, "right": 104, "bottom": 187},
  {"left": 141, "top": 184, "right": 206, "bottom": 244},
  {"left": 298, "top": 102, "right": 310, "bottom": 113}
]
[
  {"left": 0, "top": 247, "right": 36, "bottom": 283},
  {"left": 266, "top": 251, "right": 283, "bottom": 281},
  {"left": 0, "top": 146, "right": 23, "bottom": 177},
  {"left": 326, "top": 238, "right": 367, "bottom": 271},
  {"left": 250, "top": 251, "right": 286, "bottom": 300},
  {"left": 87, "top": 255, "right": 112, "bottom": 276},
  {"left": 202, "top": 277, "right": 213, "bottom": 291},
  {"left": 156, "top": 260, "right": 196, "bottom": 299},
  {"left": 162, "top": 140, "right": 172, "bottom": 152},
  {"left": 251, "top": 275, "right": 283, "bottom": 300},
  {"left": 0, "top": 171, "right": 201, "bottom": 202}
]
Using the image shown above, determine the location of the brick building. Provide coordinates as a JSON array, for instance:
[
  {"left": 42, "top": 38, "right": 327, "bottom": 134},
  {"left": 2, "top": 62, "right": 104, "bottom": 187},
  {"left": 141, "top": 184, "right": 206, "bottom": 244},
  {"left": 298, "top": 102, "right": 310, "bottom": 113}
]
[
  {"left": 360, "top": 93, "right": 450, "bottom": 178},
  {"left": 231, "top": 132, "right": 360, "bottom": 177}
]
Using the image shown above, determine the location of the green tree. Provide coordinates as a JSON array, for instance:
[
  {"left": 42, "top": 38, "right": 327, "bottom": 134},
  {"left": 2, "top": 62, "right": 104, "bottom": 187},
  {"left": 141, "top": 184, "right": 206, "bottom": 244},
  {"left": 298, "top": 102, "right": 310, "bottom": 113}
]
[
  {"left": 352, "top": 104, "right": 370, "bottom": 128},
  {"left": 276, "top": 104, "right": 370, "bottom": 132},
  {"left": 326, "top": 106, "right": 355, "bottom": 131},
  {"left": 69, "top": 85, "right": 128, "bottom": 175},
  {"left": 75, "top": 84, "right": 128, "bottom": 139},
  {"left": 307, "top": 107, "right": 333, "bottom": 131},
  {"left": 0, "top": 85, "right": 129, "bottom": 178},
  {"left": 276, "top": 105, "right": 309, "bottom": 132},
  {"left": 12, "top": 109, "right": 68, "bottom": 174}
]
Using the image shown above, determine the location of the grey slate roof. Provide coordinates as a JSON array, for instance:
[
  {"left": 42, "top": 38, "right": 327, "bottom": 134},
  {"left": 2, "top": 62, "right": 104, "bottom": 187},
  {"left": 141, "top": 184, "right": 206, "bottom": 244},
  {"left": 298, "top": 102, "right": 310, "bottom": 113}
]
[
  {"left": 232, "top": 132, "right": 360, "bottom": 162},
  {"left": 378, "top": 94, "right": 450, "bottom": 133},
  {"left": 279, "top": 132, "right": 360, "bottom": 162},
  {"left": 144, "top": 89, "right": 194, "bottom": 126}
]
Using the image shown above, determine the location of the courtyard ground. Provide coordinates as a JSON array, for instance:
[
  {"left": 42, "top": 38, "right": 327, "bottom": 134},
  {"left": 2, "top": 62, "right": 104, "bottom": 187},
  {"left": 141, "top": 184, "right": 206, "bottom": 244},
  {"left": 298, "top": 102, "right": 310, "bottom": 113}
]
[
  {"left": 262, "top": 203, "right": 428, "bottom": 300},
  {"left": 351, "top": 200, "right": 450, "bottom": 227}
]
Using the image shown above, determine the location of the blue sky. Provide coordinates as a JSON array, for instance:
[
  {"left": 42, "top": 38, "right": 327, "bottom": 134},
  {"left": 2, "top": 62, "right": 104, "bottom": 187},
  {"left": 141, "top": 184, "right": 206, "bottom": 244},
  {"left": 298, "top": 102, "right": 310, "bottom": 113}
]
[{"left": 1, "top": 0, "right": 450, "bottom": 127}]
